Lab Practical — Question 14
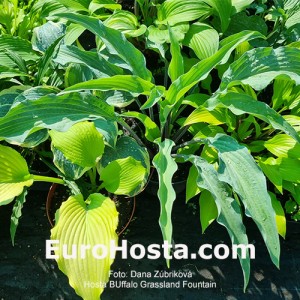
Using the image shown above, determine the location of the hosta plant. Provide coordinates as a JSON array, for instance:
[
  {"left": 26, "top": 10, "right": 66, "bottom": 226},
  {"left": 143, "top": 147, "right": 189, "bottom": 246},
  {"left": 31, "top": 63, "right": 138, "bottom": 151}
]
[
  {"left": 44, "top": 10, "right": 299, "bottom": 290},
  {"left": 0, "top": 119, "right": 150, "bottom": 299},
  {"left": 0, "top": 0, "right": 300, "bottom": 298}
]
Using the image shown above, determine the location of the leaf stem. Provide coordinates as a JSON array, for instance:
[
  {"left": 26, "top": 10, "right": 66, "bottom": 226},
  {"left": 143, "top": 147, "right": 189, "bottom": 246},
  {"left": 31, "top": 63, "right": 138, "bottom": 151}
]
[
  {"left": 172, "top": 125, "right": 190, "bottom": 144},
  {"left": 32, "top": 175, "right": 65, "bottom": 185},
  {"left": 118, "top": 119, "right": 146, "bottom": 147},
  {"left": 173, "top": 138, "right": 204, "bottom": 152},
  {"left": 88, "top": 167, "right": 97, "bottom": 190}
]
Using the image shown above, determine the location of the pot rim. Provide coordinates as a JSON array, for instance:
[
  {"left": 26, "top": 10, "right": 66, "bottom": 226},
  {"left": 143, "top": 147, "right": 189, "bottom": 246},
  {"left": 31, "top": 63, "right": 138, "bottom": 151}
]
[{"left": 46, "top": 183, "right": 136, "bottom": 236}]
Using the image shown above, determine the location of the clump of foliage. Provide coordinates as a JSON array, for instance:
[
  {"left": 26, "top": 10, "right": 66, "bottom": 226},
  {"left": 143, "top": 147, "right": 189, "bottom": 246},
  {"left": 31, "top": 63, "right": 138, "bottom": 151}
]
[{"left": 0, "top": 0, "right": 300, "bottom": 299}]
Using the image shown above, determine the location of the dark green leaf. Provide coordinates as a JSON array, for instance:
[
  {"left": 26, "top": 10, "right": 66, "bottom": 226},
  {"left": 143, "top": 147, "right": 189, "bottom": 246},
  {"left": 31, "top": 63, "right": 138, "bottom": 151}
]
[
  {"left": 10, "top": 189, "right": 27, "bottom": 246},
  {"left": 207, "top": 134, "right": 280, "bottom": 268},
  {"left": 220, "top": 47, "right": 300, "bottom": 91},
  {"left": 56, "top": 13, "right": 152, "bottom": 81},
  {"left": 0, "top": 92, "right": 116, "bottom": 144}
]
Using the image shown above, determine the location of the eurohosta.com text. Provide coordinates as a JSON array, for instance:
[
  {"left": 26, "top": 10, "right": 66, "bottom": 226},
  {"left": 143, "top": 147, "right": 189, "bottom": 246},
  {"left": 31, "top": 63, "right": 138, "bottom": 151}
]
[{"left": 46, "top": 240, "right": 255, "bottom": 260}]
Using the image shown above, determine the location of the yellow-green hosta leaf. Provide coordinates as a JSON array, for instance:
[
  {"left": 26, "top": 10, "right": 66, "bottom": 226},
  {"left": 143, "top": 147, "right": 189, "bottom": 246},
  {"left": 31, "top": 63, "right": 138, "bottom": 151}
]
[
  {"left": 0, "top": 145, "right": 33, "bottom": 205},
  {"left": 51, "top": 147, "right": 87, "bottom": 180},
  {"left": 269, "top": 192, "right": 286, "bottom": 239},
  {"left": 232, "top": 0, "right": 254, "bottom": 12},
  {"left": 51, "top": 193, "right": 118, "bottom": 300},
  {"left": 100, "top": 157, "right": 146, "bottom": 196},
  {"left": 156, "top": 0, "right": 211, "bottom": 26},
  {"left": 49, "top": 121, "right": 105, "bottom": 170},
  {"left": 186, "top": 165, "right": 201, "bottom": 202},
  {"left": 258, "top": 157, "right": 283, "bottom": 193},
  {"left": 279, "top": 157, "right": 300, "bottom": 183},
  {"left": 284, "top": 115, "right": 300, "bottom": 132},
  {"left": 183, "top": 23, "right": 219, "bottom": 60},
  {"left": 264, "top": 134, "right": 300, "bottom": 159},
  {"left": 147, "top": 23, "right": 189, "bottom": 44},
  {"left": 99, "top": 136, "right": 150, "bottom": 195},
  {"left": 89, "top": 0, "right": 121, "bottom": 13},
  {"left": 199, "top": 190, "right": 218, "bottom": 234},
  {"left": 184, "top": 106, "right": 226, "bottom": 126},
  {"left": 104, "top": 10, "right": 146, "bottom": 37}
]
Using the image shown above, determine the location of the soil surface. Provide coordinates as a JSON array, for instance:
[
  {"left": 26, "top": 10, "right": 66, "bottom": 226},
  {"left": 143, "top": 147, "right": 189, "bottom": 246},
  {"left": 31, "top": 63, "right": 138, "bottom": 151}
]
[{"left": 0, "top": 188, "right": 299, "bottom": 300}]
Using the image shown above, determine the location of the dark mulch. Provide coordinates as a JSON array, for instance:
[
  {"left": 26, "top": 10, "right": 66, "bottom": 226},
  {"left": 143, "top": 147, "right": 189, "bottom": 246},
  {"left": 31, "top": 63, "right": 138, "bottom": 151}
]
[{"left": 0, "top": 188, "right": 299, "bottom": 300}]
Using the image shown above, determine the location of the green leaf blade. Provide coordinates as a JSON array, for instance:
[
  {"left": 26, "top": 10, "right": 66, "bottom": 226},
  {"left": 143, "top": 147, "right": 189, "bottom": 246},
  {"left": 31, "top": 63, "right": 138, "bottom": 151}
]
[
  {"left": 0, "top": 92, "right": 116, "bottom": 144},
  {"left": 0, "top": 145, "right": 33, "bottom": 205},
  {"left": 220, "top": 47, "right": 300, "bottom": 91},
  {"left": 153, "top": 139, "right": 178, "bottom": 267},
  {"left": 166, "top": 30, "right": 264, "bottom": 106},
  {"left": 55, "top": 13, "right": 152, "bottom": 81},
  {"left": 208, "top": 134, "right": 280, "bottom": 268},
  {"left": 64, "top": 75, "right": 154, "bottom": 95},
  {"left": 204, "top": 92, "right": 300, "bottom": 143},
  {"left": 168, "top": 26, "right": 184, "bottom": 82},
  {"left": 199, "top": 190, "right": 218, "bottom": 233},
  {"left": 182, "top": 154, "right": 251, "bottom": 290},
  {"left": 10, "top": 189, "right": 27, "bottom": 245},
  {"left": 121, "top": 112, "right": 160, "bottom": 142}
]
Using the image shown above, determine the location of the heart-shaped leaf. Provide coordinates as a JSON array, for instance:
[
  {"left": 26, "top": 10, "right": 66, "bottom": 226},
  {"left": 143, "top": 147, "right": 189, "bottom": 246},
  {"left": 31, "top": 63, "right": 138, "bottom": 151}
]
[{"left": 50, "top": 193, "right": 118, "bottom": 300}]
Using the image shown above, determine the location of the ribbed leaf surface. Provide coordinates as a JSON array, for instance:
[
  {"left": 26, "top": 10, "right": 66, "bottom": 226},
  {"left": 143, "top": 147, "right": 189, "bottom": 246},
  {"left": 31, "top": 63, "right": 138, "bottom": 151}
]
[
  {"left": 220, "top": 47, "right": 300, "bottom": 91},
  {"left": 0, "top": 92, "right": 116, "bottom": 144},
  {"left": 50, "top": 121, "right": 105, "bottom": 168},
  {"left": 100, "top": 157, "right": 146, "bottom": 196},
  {"left": 51, "top": 193, "right": 118, "bottom": 300},
  {"left": 56, "top": 13, "right": 152, "bottom": 81}
]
